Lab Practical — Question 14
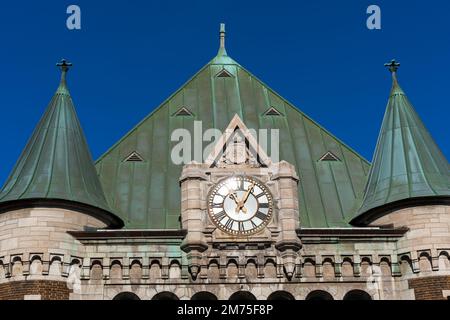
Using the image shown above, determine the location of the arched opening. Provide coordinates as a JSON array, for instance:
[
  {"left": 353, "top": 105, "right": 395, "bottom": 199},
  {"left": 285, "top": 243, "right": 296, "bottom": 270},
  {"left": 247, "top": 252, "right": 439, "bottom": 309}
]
[
  {"left": 267, "top": 291, "right": 295, "bottom": 300},
  {"left": 49, "top": 256, "right": 62, "bottom": 276},
  {"left": 152, "top": 291, "right": 179, "bottom": 300},
  {"left": 208, "top": 259, "right": 220, "bottom": 280},
  {"left": 90, "top": 260, "right": 103, "bottom": 281},
  {"left": 343, "top": 290, "right": 372, "bottom": 300},
  {"left": 191, "top": 291, "right": 218, "bottom": 300},
  {"left": 305, "top": 290, "right": 334, "bottom": 301},
  {"left": 30, "top": 256, "right": 43, "bottom": 275},
  {"left": 130, "top": 260, "right": 142, "bottom": 283},
  {"left": 169, "top": 260, "right": 181, "bottom": 279},
  {"left": 113, "top": 292, "right": 140, "bottom": 300},
  {"left": 229, "top": 291, "right": 257, "bottom": 301}
]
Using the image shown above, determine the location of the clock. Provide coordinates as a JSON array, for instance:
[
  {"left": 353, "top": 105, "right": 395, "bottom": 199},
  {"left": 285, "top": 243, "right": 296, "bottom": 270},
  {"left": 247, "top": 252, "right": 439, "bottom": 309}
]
[{"left": 207, "top": 176, "right": 273, "bottom": 236}]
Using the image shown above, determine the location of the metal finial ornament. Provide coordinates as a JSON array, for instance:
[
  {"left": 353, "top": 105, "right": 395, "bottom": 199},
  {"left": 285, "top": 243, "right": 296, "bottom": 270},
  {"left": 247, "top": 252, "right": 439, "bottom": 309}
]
[
  {"left": 217, "top": 23, "right": 227, "bottom": 56},
  {"left": 384, "top": 59, "right": 400, "bottom": 73},
  {"left": 56, "top": 59, "right": 73, "bottom": 72}
]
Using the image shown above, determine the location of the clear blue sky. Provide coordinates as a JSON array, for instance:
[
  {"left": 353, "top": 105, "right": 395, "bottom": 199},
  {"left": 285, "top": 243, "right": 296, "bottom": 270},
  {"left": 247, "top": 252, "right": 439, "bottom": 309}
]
[{"left": 0, "top": 0, "right": 449, "bottom": 184}]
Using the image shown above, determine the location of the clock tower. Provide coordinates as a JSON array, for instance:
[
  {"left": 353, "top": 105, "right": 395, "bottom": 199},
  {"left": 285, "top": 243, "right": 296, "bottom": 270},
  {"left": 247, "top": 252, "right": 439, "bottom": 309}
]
[{"left": 180, "top": 115, "right": 302, "bottom": 280}]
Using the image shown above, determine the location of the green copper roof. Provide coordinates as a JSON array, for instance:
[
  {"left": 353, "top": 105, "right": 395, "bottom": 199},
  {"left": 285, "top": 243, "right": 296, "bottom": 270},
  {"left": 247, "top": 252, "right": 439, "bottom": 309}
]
[
  {"left": 0, "top": 60, "right": 123, "bottom": 228},
  {"left": 351, "top": 60, "right": 450, "bottom": 225},
  {"left": 95, "top": 25, "right": 370, "bottom": 229}
]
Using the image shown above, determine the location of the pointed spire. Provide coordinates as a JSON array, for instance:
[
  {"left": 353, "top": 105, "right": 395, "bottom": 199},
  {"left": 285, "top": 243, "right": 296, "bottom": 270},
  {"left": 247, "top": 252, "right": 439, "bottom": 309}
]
[
  {"left": 218, "top": 23, "right": 227, "bottom": 56},
  {"left": 351, "top": 60, "right": 450, "bottom": 225},
  {"left": 211, "top": 23, "right": 237, "bottom": 65},
  {"left": 0, "top": 60, "right": 123, "bottom": 228}
]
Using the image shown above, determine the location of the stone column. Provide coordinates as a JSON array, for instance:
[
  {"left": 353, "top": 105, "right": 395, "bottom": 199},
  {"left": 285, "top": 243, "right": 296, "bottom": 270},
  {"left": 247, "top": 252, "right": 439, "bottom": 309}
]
[
  {"left": 179, "top": 163, "right": 209, "bottom": 279},
  {"left": 272, "top": 161, "right": 302, "bottom": 279}
]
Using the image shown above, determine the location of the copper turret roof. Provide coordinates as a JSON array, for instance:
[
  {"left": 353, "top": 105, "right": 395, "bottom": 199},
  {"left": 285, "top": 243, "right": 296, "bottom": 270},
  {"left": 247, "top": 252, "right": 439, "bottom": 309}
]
[
  {"left": 0, "top": 60, "right": 123, "bottom": 228},
  {"left": 351, "top": 60, "right": 450, "bottom": 225}
]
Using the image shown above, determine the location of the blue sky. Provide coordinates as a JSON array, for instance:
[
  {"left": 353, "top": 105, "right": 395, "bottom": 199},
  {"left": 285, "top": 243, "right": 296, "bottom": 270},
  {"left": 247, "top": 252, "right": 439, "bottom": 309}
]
[{"left": 0, "top": 0, "right": 449, "bottom": 184}]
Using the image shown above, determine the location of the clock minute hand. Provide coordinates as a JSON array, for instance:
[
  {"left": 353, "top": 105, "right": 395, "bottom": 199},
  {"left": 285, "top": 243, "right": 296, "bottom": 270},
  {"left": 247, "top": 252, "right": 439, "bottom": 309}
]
[
  {"left": 242, "top": 182, "right": 255, "bottom": 204},
  {"left": 236, "top": 182, "right": 255, "bottom": 213}
]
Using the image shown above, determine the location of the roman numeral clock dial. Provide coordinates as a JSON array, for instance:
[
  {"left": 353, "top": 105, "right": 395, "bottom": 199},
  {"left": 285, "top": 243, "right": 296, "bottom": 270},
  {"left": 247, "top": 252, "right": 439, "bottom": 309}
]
[{"left": 207, "top": 176, "right": 273, "bottom": 236}]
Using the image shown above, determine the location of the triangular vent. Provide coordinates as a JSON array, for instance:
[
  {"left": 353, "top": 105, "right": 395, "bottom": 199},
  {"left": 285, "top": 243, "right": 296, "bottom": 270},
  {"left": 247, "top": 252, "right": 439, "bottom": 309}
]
[
  {"left": 263, "top": 107, "right": 283, "bottom": 116},
  {"left": 319, "top": 151, "right": 341, "bottom": 162},
  {"left": 216, "top": 69, "right": 233, "bottom": 78},
  {"left": 124, "top": 151, "right": 144, "bottom": 162},
  {"left": 172, "top": 107, "right": 194, "bottom": 117}
]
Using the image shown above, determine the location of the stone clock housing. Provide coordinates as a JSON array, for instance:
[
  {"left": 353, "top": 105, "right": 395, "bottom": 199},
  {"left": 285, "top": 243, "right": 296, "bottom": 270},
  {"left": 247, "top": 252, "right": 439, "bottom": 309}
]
[{"left": 179, "top": 115, "right": 302, "bottom": 280}]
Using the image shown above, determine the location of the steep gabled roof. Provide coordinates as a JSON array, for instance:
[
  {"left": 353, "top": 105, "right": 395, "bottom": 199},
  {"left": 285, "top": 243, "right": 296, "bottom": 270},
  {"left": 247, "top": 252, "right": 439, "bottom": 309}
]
[
  {"left": 0, "top": 60, "right": 123, "bottom": 228},
  {"left": 351, "top": 60, "right": 450, "bottom": 225},
  {"left": 95, "top": 25, "right": 370, "bottom": 229}
]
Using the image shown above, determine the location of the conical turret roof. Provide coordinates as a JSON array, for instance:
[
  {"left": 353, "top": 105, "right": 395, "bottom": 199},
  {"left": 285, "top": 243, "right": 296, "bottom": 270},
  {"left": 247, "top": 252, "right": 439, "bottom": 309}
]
[
  {"left": 351, "top": 60, "right": 450, "bottom": 225},
  {"left": 0, "top": 60, "right": 123, "bottom": 228}
]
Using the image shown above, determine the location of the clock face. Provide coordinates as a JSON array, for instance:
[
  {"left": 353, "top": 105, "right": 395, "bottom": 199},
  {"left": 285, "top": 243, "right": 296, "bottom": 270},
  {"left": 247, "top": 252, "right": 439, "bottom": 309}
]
[{"left": 207, "top": 176, "right": 273, "bottom": 236}]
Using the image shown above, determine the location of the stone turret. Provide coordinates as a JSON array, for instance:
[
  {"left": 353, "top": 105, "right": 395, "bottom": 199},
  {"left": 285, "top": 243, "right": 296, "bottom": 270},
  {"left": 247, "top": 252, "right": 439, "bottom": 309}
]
[
  {"left": 0, "top": 60, "right": 123, "bottom": 300},
  {"left": 351, "top": 60, "right": 450, "bottom": 299}
]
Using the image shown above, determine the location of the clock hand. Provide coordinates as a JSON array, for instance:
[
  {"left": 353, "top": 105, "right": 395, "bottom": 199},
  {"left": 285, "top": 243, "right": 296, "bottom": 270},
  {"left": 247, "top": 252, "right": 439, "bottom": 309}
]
[
  {"left": 242, "top": 182, "right": 255, "bottom": 204},
  {"left": 236, "top": 182, "right": 255, "bottom": 213}
]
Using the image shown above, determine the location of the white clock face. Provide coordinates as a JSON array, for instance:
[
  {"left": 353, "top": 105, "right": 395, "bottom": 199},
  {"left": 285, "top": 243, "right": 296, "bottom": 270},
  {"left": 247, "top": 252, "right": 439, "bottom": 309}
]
[{"left": 207, "top": 176, "right": 273, "bottom": 236}]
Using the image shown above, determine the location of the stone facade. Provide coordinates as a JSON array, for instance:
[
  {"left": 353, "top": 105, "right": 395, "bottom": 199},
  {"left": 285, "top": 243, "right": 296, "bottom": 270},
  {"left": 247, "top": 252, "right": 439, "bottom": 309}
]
[{"left": 0, "top": 141, "right": 448, "bottom": 300}]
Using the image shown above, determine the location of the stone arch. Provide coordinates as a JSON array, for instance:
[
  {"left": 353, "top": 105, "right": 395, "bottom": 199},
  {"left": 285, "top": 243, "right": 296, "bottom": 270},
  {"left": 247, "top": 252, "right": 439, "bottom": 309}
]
[
  {"left": 12, "top": 256, "right": 23, "bottom": 277},
  {"left": 264, "top": 259, "right": 277, "bottom": 278},
  {"left": 149, "top": 259, "right": 162, "bottom": 279},
  {"left": 322, "top": 258, "right": 334, "bottom": 280},
  {"left": 29, "top": 255, "right": 43, "bottom": 275},
  {"left": 113, "top": 292, "right": 140, "bottom": 300},
  {"left": 418, "top": 252, "right": 432, "bottom": 272},
  {"left": 379, "top": 257, "right": 391, "bottom": 276},
  {"left": 267, "top": 291, "right": 295, "bottom": 300},
  {"left": 169, "top": 260, "right": 181, "bottom": 279},
  {"left": 303, "top": 258, "right": 316, "bottom": 278},
  {"left": 400, "top": 255, "right": 413, "bottom": 275},
  {"left": 191, "top": 291, "right": 218, "bottom": 300},
  {"left": 227, "top": 259, "right": 239, "bottom": 279},
  {"left": 152, "top": 291, "right": 179, "bottom": 300},
  {"left": 341, "top": 257, "right": 353, "bottom": 277},
  {"left": 229, "top": 291, "right": 257, "bottom": 301},
  {"left": 245, "top": 259, "right": 258, "bottom": 279},
  {"left": 130, "top": 260, "right": 142, "bottom": 283},
  {"left": 49, "top": 256, "right": 62, "bottom": 276},
  {"left": 90, "top": 260, "right": 103, "bottom": 281},
  {"left": 361, "top": 257, "right": 372, "bottom": 277},
  {"left": 438, "top": 251, "right": 450, "bottom": 270},
  {"left": 343, "top": 289, "right": 372, "bottom": 300},
  {"left": 305, "top": 290, "right": 334, "bottom": 300},
  {"left": 0, "top": 260, "right": 5, "bottom": 279},
  {"left": 207, "top": 259, "right": 220, "bottom": 280},
  {"left": 110, "top": 260, "right": 122, "bottom": 282}
]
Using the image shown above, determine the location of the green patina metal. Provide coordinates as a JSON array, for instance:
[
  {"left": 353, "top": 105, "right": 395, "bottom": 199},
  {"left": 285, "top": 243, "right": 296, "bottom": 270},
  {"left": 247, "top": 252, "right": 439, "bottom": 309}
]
[
  {"left": 95, "top": 26, "right": 370, "bottom": 229},
  {"left": 0, "top": 60, "right": 122, "bottom": 228},
  {"left": 352, "top": 60, "right": 450, "bottom": 224}
]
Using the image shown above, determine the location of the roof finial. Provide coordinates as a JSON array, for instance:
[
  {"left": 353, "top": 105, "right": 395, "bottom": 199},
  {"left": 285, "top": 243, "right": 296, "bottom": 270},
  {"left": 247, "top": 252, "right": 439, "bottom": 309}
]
[
  {"left": 56, "top": 59, "right": 72, "bottom": 92},
  {"left": 385, "top": 59, "right": 403, "bottom": 92},
  {"left": 218, "top": 23, "right": 227, "bottom": 56},
  {"left": 385, "top": 59, "right": 400, "bottom": 73}
]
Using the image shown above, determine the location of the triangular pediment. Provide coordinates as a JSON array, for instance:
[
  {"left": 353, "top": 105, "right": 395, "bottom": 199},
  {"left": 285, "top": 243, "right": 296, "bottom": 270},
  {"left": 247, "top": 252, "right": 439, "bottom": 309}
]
[{"left": 205, "top": 114, "right": 271, "bottom": 168}]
